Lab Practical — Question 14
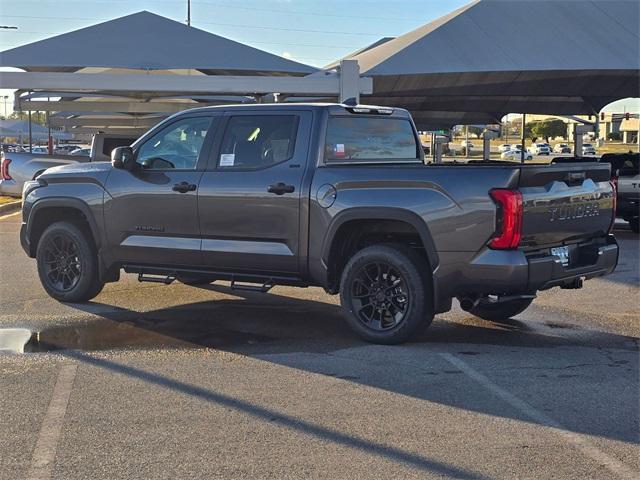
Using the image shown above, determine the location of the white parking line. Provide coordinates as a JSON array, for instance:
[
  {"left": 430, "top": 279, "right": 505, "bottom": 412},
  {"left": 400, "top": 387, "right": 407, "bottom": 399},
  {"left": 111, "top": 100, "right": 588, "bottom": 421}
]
[
  {"left": 26, "top": 364, "right": 77, "bottom": 480},
  {"left": 439, "top": 353, "right": 637, "bottom": 480},
  {"left": 0, "top": 210, "right": 20, "bottom": 220}
]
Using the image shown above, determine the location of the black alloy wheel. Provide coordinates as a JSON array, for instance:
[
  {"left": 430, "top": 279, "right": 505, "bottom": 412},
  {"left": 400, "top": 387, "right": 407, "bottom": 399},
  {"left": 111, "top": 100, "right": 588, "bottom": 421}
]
[
  {"left": 41, "top": 232, "right": 82, "bottom": 292},
  {"left": 340, "top": 244, "right": 434, "bottom": 344},
  {"left": 351, "top": 261, "right": 410, "bottom": 331},
  {"left": 36, "top": 221, "right": 104, "bottom": 302}
]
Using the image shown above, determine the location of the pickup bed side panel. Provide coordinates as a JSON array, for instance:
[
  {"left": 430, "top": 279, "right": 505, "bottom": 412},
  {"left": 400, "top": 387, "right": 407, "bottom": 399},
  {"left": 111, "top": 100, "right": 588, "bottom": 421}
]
[{"left": 308, "top": 165, "right": 519, "bottom": 288}]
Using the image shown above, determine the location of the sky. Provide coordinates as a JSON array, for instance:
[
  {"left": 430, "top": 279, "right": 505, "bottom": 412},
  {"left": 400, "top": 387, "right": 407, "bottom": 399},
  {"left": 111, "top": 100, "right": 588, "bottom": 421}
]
[{"left": 0, "top": 0, "right": 638, "bottom": 116}]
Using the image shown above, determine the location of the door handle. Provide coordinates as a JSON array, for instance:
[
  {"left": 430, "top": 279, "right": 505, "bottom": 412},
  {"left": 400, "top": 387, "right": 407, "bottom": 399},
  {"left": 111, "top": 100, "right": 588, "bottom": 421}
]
[
  {"left": 267, "top": 182, "right": 295, "bottom": 195},
  {"left": 172, "top": 181, "right": 197, "bottom": 193}
]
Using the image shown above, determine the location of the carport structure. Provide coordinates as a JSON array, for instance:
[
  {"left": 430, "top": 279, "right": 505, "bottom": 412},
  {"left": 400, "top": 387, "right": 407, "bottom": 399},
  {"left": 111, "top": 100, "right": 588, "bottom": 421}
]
[
  {"left": 0, "top": 11, "right": 371, "bottom": 137},
  {"left": 335, "top": 0, "right": 640, "bottom": 131}
]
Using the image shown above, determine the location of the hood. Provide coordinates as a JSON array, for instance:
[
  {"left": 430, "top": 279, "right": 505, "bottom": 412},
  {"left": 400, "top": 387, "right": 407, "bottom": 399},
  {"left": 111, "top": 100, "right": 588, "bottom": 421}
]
[
  {"left": 42, "top": 161, "right": 113, "bottom": 176},
  {"left": 39, "top": 161, "right": 113, "bottom": 186}
]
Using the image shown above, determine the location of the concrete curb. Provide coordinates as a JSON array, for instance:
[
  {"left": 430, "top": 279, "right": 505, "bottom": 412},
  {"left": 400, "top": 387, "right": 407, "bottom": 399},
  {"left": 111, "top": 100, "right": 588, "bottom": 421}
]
[{"left": 0, "top": 200, "right": 21, "bottom": 216}]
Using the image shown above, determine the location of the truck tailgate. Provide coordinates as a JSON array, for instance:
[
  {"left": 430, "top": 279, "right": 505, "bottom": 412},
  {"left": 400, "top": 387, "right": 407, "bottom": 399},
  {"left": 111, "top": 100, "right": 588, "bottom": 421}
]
[{"left": 517, "top": 163, "right": 614, "bottom": 248}]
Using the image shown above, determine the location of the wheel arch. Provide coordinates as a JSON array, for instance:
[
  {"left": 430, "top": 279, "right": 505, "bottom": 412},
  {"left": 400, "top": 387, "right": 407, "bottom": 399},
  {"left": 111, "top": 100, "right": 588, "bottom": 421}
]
[
  {"left": 26, "top": 198, "right": 101, "bottom": 257},
  {"left": 321, "top": 207, "right": 439, "bottom": 292}
]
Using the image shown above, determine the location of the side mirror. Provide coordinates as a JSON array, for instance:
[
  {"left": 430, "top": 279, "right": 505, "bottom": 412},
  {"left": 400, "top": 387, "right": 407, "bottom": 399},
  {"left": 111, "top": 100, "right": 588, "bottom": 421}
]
[{"left": 111, "top": 146, "right": 135, "bottom": 170}]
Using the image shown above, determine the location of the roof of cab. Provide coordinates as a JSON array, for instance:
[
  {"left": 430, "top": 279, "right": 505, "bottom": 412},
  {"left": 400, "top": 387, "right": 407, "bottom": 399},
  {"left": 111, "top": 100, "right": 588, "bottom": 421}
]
[{"left": 176, "top": 102, "right": 411, "bottom": 117}]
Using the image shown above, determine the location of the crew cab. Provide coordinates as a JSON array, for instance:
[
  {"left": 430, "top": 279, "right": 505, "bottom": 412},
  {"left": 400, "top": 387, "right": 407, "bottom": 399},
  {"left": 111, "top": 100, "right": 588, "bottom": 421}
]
[{"left": 19, "top": 103, "right": 618, "bottom": 344}]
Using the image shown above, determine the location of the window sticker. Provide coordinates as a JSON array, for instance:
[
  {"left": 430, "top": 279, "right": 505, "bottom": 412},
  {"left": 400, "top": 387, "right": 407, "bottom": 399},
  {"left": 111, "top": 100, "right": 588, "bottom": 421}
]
[
  {"left": 219, "top": 153, "right": 235, "bottom": 166},
  {"left": 334, "top": 143, "right": 345, "bottom": 158}
]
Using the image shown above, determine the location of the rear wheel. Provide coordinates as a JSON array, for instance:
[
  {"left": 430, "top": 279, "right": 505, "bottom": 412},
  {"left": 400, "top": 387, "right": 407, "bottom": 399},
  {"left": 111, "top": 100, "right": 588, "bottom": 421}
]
[
  {"left": 468, "top": 298, "right": 534, "bottom": 321},
  {"left": 340, "top": 244, "right": 434, "bottom": 344},
  {"left": 36, "top": 221, "right": 104, "bottom": 302}
]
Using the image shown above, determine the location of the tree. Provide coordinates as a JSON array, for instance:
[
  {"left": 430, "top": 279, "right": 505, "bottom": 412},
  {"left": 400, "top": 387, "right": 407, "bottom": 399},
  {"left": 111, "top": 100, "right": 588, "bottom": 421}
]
[{"left": 531, "top": 119, "right": 566, "bottom": 142}]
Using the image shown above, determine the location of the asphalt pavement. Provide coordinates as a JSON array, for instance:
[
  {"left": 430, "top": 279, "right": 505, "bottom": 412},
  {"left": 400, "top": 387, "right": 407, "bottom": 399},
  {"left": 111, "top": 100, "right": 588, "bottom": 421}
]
[{"left": 0, "top": 211, "right": 638, "bottom": 479}]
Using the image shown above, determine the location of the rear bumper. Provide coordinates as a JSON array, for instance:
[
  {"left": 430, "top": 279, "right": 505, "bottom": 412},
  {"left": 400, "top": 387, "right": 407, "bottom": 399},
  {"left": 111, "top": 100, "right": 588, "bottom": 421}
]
[
  {"left": 527, "top": 236, "right": 618, "bottom": 290},
  {"left": 434, "top": 235, "right": 618, "bottom": 299}
]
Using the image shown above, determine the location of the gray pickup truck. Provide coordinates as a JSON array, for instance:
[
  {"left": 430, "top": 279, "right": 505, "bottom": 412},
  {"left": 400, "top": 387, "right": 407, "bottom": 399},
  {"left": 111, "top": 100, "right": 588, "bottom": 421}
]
[{"left": 19, "top": 103, "right": 618, "bottom": 344}]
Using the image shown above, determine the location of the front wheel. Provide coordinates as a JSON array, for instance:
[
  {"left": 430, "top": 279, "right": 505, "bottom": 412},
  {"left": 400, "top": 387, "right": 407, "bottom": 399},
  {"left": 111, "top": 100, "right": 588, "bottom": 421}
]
[
  {"left": 340, "top": 244, "right": 434, "bottom": 344},
  {"left": 36, "top": 221, "right": 104, "bottom": 302},
  {"left": 468, "top": 298, "right": 534, "bottom": 321}
]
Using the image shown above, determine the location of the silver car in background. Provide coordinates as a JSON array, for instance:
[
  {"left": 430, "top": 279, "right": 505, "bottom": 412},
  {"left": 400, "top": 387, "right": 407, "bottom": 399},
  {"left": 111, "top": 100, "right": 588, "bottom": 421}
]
[{"left": 0, "top": 133, "right": 138, "bottom": 196}]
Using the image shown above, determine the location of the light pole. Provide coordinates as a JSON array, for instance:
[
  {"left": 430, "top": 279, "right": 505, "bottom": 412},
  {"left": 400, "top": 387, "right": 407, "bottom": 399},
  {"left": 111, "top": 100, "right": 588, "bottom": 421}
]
[{"left": 2, "top": 96, "right": 7, "bottom": 118}]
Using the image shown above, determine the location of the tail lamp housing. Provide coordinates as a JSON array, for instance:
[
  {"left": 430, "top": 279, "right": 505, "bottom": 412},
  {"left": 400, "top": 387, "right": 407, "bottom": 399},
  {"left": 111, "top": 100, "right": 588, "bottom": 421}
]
[
  {"left": 1, "top": 158, "right": 11, "bottom": 181},
  {"left": 489, "top": 189, "right": 523, "bottom": 249}
]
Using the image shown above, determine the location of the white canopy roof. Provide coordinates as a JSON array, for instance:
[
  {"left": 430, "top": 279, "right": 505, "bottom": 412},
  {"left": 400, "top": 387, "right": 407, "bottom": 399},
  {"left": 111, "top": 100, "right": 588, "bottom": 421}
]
[
  {"left": 0, "top": 11, "right": 316, "bottom": 76},
  {"left": 342, "top": 0, "right": 639, "bottom": 125}
]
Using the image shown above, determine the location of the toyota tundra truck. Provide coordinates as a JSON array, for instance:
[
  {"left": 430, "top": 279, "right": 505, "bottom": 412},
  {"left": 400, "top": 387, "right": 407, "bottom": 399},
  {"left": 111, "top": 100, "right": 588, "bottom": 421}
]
[{"left": 19, "top": 103, "right": 619, "bottom": 344}]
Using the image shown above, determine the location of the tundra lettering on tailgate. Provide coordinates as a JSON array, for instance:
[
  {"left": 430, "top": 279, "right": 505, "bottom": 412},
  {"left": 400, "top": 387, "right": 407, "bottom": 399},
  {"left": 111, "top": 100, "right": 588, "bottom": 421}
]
[{"left": 548, "top": 202, "right": 600, "bottom": 222}]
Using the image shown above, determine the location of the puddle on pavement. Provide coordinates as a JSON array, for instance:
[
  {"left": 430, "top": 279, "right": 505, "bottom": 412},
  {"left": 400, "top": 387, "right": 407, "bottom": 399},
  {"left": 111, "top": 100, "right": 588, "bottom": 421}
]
[{"left": 21, "top": 319, "right": 274, "bottom": 353}]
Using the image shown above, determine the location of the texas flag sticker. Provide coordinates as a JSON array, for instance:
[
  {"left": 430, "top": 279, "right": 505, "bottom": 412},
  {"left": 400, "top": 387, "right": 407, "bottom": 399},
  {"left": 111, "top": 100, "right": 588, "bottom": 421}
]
[{"left": 334, "top": 143, "right": 345, "bottom": 158}]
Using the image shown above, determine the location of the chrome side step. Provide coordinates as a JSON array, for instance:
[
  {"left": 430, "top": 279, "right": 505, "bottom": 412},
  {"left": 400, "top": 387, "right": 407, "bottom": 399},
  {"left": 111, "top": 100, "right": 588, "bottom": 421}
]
[{"left": 137, "top": 273, "right": 175, "bottom": 285}]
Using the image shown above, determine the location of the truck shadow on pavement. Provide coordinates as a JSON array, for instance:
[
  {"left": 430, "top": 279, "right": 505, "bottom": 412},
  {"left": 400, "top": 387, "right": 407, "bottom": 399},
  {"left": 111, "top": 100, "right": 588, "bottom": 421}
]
[{"left": 42, "top": 282, "right": 640, "bottom": 447}]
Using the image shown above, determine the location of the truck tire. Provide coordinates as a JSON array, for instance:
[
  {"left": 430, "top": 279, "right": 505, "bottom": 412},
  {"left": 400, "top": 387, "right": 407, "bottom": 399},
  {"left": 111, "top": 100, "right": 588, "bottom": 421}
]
[
  {"left": 468, "top": 298, "right": 534, "bottom": 321},
  {"left": 340, "top": 244, "right": 434, "bottom": 344},
  {"left": 36, "top": 221, "right": 104, "bottom": 302}
]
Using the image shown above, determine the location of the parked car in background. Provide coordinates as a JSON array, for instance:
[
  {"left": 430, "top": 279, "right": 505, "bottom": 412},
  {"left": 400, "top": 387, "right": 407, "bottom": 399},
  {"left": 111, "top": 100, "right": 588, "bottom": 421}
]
[
  {"left": 498, "top": 144, "right": 511, "bottom": 152},
  {"left": 554, "top": 143, "right": 571, "bottom": 154},
  {"left": 54, "top": 144, "right": 83, "bottom": 155},
  {"left": 598, "top": 153, "right": 639, "bottom": 233},
  {"left": 529, "top": 143, "right": 551, "bottom": 155},
  {"left": 0, "top": 132, "right": 138, "bottom": 196},
  {"left": 582, "top": 143, "right": 597, "bottom": 155},
  {"left": 31, "top": 146, "right": 48, "bottom": 154},
  {"left": 70, "top": 147, "right": 91, "bottom": 156},
  {"left": 501, "top": 149, "right": 532, "bottom": 161},
  {"left": 461, "top": 140, "right": 474, "bottom": 148}
]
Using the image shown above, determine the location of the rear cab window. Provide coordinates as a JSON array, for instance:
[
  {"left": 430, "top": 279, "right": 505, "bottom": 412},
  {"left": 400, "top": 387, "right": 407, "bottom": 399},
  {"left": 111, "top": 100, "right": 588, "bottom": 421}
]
[{"left": 324, "top": 115, "right": 421, "bottom": 164}]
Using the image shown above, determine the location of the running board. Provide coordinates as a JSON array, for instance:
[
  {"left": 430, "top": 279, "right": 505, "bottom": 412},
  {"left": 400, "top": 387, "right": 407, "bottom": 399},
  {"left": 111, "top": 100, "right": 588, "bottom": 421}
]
[
  {"left": 230, "top": 278, "right": 274, "bottom": 293},
  {"left": 123, "top": 264, "right": 306, "bottom": 289},
  {"left": 138, "top": 273, "right": 175, "bottom": 285}
]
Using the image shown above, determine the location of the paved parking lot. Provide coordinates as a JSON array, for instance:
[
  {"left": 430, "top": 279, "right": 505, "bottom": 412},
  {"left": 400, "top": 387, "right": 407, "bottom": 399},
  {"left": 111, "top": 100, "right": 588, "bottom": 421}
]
[{"left": 0, "top": 210, "right": 638, "bottom": 479}]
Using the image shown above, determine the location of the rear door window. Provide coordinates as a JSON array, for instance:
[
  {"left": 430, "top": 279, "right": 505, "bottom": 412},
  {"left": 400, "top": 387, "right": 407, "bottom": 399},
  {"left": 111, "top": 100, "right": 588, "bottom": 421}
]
[
  {"left": 217, "top": 115, "right": 299, "bottom": 170},
  {"left": 325, "top": 116, "right": 419, "bottom": 163}
]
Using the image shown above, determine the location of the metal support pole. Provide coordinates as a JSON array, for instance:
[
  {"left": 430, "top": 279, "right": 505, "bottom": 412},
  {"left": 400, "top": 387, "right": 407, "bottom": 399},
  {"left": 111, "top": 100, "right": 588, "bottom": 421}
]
[
  {"left": 47, "top": 97, "right": 52, "bottom": 155},
  {"left": 28, "top": 94, "right": 32, "bottom": 153},
  {"left": 339, "top": 59, "right": 360, "bottom": 104},
  {"left": 505, "top": 114, "right": 509, "bottom": 145},
  {"left": 187, "top": 0, "right": 191, "bottom": 26},
  {"left": 520, "top": 113, "right": 526, "bottom": 163},
  {"left": 465, "top": 125, "right": 469, "bottom": 158}
]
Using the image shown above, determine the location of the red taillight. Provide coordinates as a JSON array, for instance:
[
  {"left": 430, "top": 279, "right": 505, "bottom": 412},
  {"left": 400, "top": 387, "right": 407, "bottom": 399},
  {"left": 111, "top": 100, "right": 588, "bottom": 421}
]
[
  {"left": 489, "top": 189, "right": 522, "bottom": 249},
  {"left": 1, "top": 158, "right": 11, "bottom": 181},
  {"left": 608, "top": 179, "right": 617, "bottom": 234}
]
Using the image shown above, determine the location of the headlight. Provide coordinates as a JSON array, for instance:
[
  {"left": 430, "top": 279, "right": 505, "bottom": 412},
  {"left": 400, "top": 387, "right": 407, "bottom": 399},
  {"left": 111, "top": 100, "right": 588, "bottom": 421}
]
[{"left": 22, "top": 179, "right": 46, "bottom": 200}]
